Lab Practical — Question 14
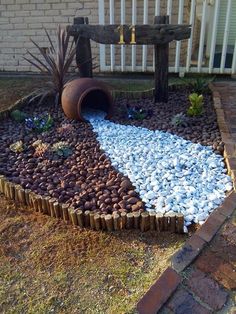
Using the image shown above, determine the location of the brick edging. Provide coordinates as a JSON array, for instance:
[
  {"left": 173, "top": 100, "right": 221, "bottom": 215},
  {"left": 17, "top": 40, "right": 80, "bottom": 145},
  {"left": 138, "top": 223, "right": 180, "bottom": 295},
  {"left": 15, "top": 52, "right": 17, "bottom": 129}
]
[{"left": 136, "top": 83, "right": 236, "bottom": 314}]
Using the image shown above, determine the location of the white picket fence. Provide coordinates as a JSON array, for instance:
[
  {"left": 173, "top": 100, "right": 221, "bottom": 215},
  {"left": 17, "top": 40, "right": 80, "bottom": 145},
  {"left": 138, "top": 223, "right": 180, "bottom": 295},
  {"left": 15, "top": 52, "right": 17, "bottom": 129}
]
[{"left": 98, "top": 0, "right": 236, "bottom": 75}]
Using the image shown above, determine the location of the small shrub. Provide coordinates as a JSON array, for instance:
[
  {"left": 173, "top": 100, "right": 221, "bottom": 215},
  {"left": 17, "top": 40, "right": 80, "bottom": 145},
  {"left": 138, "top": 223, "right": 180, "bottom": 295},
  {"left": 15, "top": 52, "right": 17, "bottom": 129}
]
[
  {"left": 52, "top": 141, "right": 72, "bottom": 158},
  {"left": 126, "top": 104, "right": 153, "bottom": 120},
  {"left": 187, "top": 93, "right": 204, "bottom": 117},
  {"left": 10, "top": 140, "right": 24, "bottom": 153},
  {"left": 10, "top": 110, "right": 28, "bottom": 122},
  {"left": 189, "top": 76, "right": 215, "bottom": 94},
  {"left": 24, "top": 25, "right": 78, "bottom": 106},
  {"left": 25, "top": 114, "right": 53, "bottom": 133},
  {"left": 171, "top": 113, "right": 189, "bottom": 127}
]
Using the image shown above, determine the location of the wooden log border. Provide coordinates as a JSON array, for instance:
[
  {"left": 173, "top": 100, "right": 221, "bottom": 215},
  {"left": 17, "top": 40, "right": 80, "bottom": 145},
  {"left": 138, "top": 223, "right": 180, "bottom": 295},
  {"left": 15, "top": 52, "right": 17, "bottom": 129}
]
[{"left": 0, "top": 175, "right": 185, "bottom": 233}]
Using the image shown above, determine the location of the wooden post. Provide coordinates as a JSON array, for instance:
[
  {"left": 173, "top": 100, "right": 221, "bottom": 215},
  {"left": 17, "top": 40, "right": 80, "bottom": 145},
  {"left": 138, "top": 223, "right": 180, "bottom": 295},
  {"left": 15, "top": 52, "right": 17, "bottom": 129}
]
[
  {"left": 94, "top": 214, "right": 101, "bottom": 231},
  {"left": 24, "top": 189, "right": 31, "bottom": 206},
  {"left": 140, "top": 212, "right": 150, "bottom": 232},
  {"left": 76, "top": 210, "right": 84, "bottom": 228},
  {"left": 73, "top": 17, "right": 93, "bottom": 77},
  {"left": 149, "top": 211, "right": 156, "bottom": 231},
  {"left": 84, "top": 210, "right": 91, "bottom": 227},
  {"left": 154, "top": 15, "right": 169, "bottom": 103},
  {"left": 163, "top": 213, "right": 169, "bottom": 231},
  {"left": 69, "top": 208, "right": 78, "bottom": 226},
  {"left": 113, "top": 213, "right": 120, "bottom": 231},
  {"left": 89, "top": 211, "right": 96, "bottom": 229},
  {"left": 49, "top": 198, "right": 57, "bottom": 217},
  {"left": 176, "top": 213, "right": 184, "bottom": 233},
  {"left": 53, "top": 202, "right": 61, "bottom": 218},
  {"left": 169, "top": 212, "right": 176, "bottom": 233},
  {"left": 126, "top": 212, "right": 134, "bottom": 229},
  {"left": 0, "top": 175, "right": 5, "bottom": 193},
  {"left": 62, "top": 204, "right": 70, "bottom": 221},
  {"left": 105, "top": 214, "right": 113, "bottom": 231},
  {"left": 100, "top": 214, "right": 107, "bottom": 230},
  {"left": 156, "top": 213, "right": 164, "bottom": 232},
  {"left": 133, "top": 211, "right": 140, "bottom": 229}
]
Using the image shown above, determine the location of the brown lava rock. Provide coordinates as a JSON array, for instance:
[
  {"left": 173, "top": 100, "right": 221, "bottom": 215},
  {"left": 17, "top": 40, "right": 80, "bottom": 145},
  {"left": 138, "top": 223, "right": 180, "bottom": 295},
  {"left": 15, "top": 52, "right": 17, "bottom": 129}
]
[
  {"left": 0, "top": 99, "right": 143, "bottom": 214},
  {"left": 111, "top": 87, "right": 223, "bottom": 154},
  {"left": 0, "top": 87, "right": 223, "bottom": 215}
]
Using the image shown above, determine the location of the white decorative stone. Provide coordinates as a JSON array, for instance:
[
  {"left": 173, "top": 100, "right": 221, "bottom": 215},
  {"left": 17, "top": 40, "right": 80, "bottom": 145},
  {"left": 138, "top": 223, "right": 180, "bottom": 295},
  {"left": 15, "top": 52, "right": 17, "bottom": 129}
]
[{"left": 85, "top": 110, "right": 232, "bottom": 228}]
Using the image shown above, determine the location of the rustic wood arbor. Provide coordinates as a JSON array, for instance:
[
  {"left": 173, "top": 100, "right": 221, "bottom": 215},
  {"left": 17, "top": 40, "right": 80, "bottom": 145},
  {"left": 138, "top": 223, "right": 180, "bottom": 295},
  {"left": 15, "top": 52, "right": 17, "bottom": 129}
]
[{"left": 67, "top": 16, "right": 191, "bottom": 103}]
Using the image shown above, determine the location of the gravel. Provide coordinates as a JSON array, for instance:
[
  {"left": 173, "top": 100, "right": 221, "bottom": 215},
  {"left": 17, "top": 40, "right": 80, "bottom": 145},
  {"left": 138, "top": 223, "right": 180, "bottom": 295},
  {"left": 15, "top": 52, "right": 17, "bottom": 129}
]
[
  {"left": 0, "top": 101, "right": 143, "bottom": 214},
  {"left": 111, "top": 88, "right": 224, "bottom": 154},
  {"left": 86, "top": 109, "right": 232, "bottom": 226}
]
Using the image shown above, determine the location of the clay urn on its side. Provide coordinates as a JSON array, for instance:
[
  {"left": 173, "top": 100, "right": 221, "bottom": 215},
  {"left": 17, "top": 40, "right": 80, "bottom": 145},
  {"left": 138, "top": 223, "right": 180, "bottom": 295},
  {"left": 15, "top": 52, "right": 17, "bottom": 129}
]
[{"left": 61, "top": 78, "right": 113, "bottom": 121}]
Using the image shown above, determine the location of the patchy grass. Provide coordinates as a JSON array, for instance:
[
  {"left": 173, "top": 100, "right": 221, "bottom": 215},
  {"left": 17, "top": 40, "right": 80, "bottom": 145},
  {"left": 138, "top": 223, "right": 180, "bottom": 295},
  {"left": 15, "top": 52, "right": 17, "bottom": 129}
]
[
  {"left": 0, "top": 77, "right": 46, "bottom": 111},
  {"left": 0, "top": 196, "right": 186, "bottom": 313}
]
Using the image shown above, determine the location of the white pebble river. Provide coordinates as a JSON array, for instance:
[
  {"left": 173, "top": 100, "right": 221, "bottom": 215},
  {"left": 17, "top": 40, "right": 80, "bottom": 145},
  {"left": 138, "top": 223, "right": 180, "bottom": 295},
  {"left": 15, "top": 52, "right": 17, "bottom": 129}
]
[{"left": 85, "top": 110, "right": 232, "bottom": 229}]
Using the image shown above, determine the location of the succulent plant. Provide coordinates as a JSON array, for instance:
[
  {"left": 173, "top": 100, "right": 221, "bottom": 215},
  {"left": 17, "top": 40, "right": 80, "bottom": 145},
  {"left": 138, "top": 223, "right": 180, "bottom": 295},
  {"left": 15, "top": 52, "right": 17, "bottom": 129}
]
[
  {"left": 10, "top": 109, "right": 28, "bottom": 122},
  {"left": 25, "top": 114, "right": 53, "bottom": 133},
  {"left": 52, "top": 141, "right": 72, "bottom": 158},
  {"left": 32, "top": 139, "right": 43, "bottom": 148},
  {"left": 10, "top": 140, "right": 24, "bottom": 153},
  {"left": 171, "top": 113, "right": 189, "bottom": 127},
  {"left": 187, "top": 93, "right": 204, "bottom": 117},
  {"left": 189, "top": 77, "right": 215, "bottom": 94},
  {"left": 34, "top": 142, "right": 49, "bottom": 157},
  {"left": 126, "top": 104, "right": 153, "bottom": 120}
]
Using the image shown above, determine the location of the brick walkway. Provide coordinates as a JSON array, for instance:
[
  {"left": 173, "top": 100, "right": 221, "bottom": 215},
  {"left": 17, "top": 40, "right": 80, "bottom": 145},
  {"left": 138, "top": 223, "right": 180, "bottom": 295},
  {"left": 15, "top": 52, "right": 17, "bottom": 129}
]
[{"left": 137, "top": 81, "right": 236, "bottom": 314}]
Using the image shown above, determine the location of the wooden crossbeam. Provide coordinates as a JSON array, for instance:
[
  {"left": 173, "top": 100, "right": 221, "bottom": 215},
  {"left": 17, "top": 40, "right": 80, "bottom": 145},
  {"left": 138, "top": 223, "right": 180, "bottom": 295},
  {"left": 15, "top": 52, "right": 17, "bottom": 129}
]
[
  {"left": 67, "top": 24, "right": 191, "bottom": 45},
  {"left": 69, "top": 16, "right": 191, "bottom": 103}
]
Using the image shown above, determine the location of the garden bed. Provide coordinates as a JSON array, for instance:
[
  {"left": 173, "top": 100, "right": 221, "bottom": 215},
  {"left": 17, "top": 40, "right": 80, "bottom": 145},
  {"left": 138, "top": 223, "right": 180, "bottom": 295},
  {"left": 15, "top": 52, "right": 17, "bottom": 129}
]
[
  {"left": 111, "top": 86, "right": 224, "bottom": 154},
  {"left": 0, "top": 84, "right": 232, "bottom": 232}
]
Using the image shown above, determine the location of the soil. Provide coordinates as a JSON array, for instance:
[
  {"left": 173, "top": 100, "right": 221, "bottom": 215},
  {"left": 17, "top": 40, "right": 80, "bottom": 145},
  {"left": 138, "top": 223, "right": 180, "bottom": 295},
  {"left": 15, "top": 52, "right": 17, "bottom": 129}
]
[{"left": 111, "top": 87, "right": 224, "bottom": 154}]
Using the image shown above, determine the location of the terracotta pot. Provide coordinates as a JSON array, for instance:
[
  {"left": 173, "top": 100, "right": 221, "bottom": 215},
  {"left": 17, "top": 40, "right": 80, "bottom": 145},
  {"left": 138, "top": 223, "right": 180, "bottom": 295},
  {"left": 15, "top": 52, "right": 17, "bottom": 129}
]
[{"left": 61, "top": 78, "right": 113, "bottom": 121}]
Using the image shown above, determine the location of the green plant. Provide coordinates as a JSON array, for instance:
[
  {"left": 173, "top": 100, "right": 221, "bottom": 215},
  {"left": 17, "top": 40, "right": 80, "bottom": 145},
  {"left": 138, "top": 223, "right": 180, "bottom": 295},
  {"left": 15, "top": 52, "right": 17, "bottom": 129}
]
[
  {"left": 9, "top": 140, "right": 24, "bottom": 153},
  {"left": 25, "top": 114, "right": 53, "bottom": 133},
  {"left": 171, "top": 113, "right": 189, "bottom": 127},
  {"left": 24, "top": 25, "right": 77, "bottom": 105},
  {"left": 188, "top": 76, "right": 215, "bottom": 94},
  {"left": 52, "top": 141, "right": 72, "bottom": 158},
  {"left": 187, "top": 93, "right": 204, "bottom": 117},
  {"left": 10, "top": 110, "right": 28, "bottom": 122}
]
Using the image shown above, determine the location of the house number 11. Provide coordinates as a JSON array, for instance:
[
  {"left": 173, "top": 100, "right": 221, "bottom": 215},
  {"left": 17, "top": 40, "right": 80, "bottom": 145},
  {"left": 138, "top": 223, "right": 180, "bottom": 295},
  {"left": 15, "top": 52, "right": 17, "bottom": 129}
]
[{"left": 117, "top": 25, "right": 136, "bottom": 44}]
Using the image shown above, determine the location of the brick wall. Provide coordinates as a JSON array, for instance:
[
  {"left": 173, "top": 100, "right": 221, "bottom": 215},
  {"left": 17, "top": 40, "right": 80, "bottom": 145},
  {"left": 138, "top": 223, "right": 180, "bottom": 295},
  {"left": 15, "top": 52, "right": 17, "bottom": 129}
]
[{"left": 0, "top": 0, "right": 192, "bottom": 73}]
